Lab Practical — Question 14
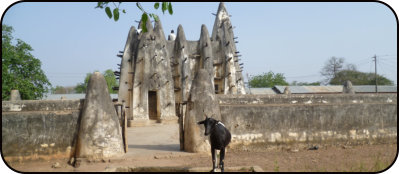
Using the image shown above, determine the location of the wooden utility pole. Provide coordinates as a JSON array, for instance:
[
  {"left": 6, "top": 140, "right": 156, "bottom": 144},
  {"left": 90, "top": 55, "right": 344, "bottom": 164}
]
[{"left": 372, "top": 54, "right": 378, "bottom": 93}]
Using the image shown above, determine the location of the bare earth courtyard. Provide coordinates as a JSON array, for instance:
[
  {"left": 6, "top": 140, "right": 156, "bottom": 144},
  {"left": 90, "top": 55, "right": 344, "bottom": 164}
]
[{"left": 5, "top": 123, "right": 398, "bottom": 172}]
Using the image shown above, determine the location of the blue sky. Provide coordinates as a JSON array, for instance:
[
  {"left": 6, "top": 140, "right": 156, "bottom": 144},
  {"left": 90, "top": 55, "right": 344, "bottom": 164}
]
[{"left": 2, "top": 2, "right": 397, "bottom": 87}]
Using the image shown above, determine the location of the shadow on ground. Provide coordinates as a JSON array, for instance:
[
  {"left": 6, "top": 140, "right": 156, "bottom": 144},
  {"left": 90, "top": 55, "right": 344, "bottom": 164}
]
[{"left": 128, "top": 144, "right": 180, "bottom": 152}]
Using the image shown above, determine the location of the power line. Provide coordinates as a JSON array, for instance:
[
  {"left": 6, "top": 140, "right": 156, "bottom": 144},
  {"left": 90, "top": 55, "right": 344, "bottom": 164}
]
[
  {"left": 354, "top": 60, "right": 371, "bottom": 68},
  {"left": 46, "top": 72, "right": 89, "bottom": 74},
  {"left": 47, "top": 76, "right": 86, "bottom": 79},
  {"left": 379, "top": 58, "right": 397, "bottom": 65},
  {"left": 370, "top": 54, "right": 397, "bottom": 91},
  {"left": 285, "top": 74, "right": 320, "bottom": 79},
  {"left": 379, "top": 56, "right": 397, "bottom": 59},
  {"left": 47, "top": 74, "right": 86, "bottom": 77},
  {"left": 379, "top": 59, "right": 397, "bottom": 65},
  {"left": 378, "top": 60, "right": 398, "bottom": 72},
  {"left": 378, "top": 61, "right": 397, "bottom": 72},
  {"left": 352, "top": 57, "right": 371, "bottom": 65},
  {"left": 376, "top": 54, "right": 396, "bottom": 57},
  {"left": 47, "top": 74, "right": 87, "bottom": 76},
  {"left": 377, "top": 61, "right": 397, "bottom": 85}
]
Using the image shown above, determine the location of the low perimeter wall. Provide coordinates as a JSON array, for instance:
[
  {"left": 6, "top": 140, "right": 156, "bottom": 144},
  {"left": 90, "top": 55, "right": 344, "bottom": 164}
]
[
  {"left": 218, "top": 94, "right": 397, "bottom": 148},
  {"left": 2, "top": 99, "right": 84, "bottom": 161},
  {"left": 2, "top": 94, "right": 397, "bottom": 161}
]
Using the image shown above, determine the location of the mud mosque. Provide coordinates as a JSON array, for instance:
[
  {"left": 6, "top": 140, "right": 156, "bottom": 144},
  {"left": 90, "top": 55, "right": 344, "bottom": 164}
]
[{"left": 114, "top": 2, "right": 245, "bottom": 125}]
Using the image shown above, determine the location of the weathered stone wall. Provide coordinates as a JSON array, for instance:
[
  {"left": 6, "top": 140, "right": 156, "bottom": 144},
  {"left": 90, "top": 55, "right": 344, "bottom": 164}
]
[
  {"left": 2, "top": 94, "right": 397, "bottom": 160},
  {"left": 2, "top": 73, "right": 125, "bottom": 163},
  {"left": 217, "top": 94, "right": 397, "bottom": 147},
  {"left": 2, "top": 99, "right": 83, "bottom": 161}
]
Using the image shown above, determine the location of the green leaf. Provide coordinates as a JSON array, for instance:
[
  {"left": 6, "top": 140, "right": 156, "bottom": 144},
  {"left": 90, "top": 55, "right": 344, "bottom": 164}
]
[
  {"left": 122, "top": 9, "right": 126, "bottom": 13},
  {"left": 168, "top": 2, "right": 173, "bottom": 15},
  {"left": 152, "top": 14, "right": 159, "bottom": 22},
  {"left": 105, "top": 7, "right": 112, "bottom": 19},
  {"left": 154, "top": 2, "right": 160, "bottom": 9},
  {"left": 141, "top": 13, "right": 148, "bottom": 33},
  {"left": 113, "top": 8, "right": 119, "bottom": 21},
  {"left": 161, "top": 2, "right": 167, "bottom": 14},
  {"left": 95, "top": 2, "right": 102, "bottom": 8},
  {"left": 1, "top": 24, "right": 51, "bottom": 99}
]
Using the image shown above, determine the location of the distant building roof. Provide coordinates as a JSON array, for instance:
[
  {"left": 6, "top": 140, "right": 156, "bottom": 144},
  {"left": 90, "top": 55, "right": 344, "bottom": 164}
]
[
  {"left": 42, "top": 94, "right": 118, "bottom": 100},
  {"left": 273, "top": 85, "right": 343, "bottom": 94},
  {"left": 272, "top": 85, "right": 397, "bottom": 94},
  {"left": 352, "top": 85, "right": 397, "bottom": 93},
  {"left": 245, "top": 87, "right": 276, "bottom": 94},
  {"left": 42, "top": 86, "right": 397, "bottom": 99}
]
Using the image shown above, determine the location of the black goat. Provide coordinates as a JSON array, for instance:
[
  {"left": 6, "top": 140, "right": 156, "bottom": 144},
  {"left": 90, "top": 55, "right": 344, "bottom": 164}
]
[{"left": 198, "top": 116, "right": 231, "bottom": 172}]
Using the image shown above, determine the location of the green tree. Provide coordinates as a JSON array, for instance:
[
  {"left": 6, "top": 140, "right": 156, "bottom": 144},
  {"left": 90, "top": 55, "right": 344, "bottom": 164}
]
[
  {"left": 2, "top": 24, "right": 51, "bottom": 100},
  {"left": 52, "top": 86, "right": 66, "bottom": 94},
  {"left": 74, "top": 82, "right": 86, "bottom": 94},
  {"left": 103, "top": 69, "right": 118, "bottom": 94},
  {"left": 290, "top": 81, "right": 321, "bottom": 86},
  {"left": 320, "top": 56, "right": 345, "bottom": 84},
  {"left": 51, "top": 86, "right": 75, "bottom": 94},
  {"left": 95, "top": 2, "right": 173, "bottom": 32},
  {"left": 249, "top": 71, "right": 289, "bottom": 88},
  {"left": 330, "top": 70, "right": 394, "bottom": 85},
  {"left": 75, "top": 69, "right": 118, "bottom": 94},
  {"left": 75, "top": 72, "right": 92, "bottom": 93}
]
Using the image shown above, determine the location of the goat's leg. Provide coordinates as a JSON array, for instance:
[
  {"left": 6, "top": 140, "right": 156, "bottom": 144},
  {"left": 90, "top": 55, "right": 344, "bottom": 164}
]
[
  {"left": 211, "top": 147, "right": 216, "bottom": 172},
  {"left": 219, "top": 148, "right": 225, "bottom": 172}
]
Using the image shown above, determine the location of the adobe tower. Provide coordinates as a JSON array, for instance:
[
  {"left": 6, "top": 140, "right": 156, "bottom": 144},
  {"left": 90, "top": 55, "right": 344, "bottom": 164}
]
[{"left": 114, "top": 2, "right": 245, "bottom": 125}]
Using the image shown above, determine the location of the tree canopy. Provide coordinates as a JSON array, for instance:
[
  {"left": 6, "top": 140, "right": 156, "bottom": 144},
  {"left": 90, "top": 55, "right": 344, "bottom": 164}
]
[
  {"left": 320, "top": 56, "right": 345, "bottom": 84},
  {"left": 51, "top": 86, "right": 76, "bottom": 94},
  {"left": 320, "top": 56, "right": 394, "bottom": 86},
  {"left": 290, "top": 81, "right": 321, "bottom": 86},
  {"left": 95, "top": 2, "right": 173, "bottom": 32},
  {"left": 2, "top": 24, "right": 51, "bottom": 100},
  {"left": 330, "top": 70, "right": 394, "bottom": 86},
  {"left": 75, "top": 69, "right": 118, "bottom": 94},
  {"left": 249, "top": 71, "right": 289, "bottom": 88}
]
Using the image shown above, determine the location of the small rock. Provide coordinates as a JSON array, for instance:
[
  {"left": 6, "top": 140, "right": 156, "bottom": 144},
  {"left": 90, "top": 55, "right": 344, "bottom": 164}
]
[
  {"left": 290, "top": 149, "right": 299, "bottom": 153},
  {"left": 341, "top": 145, "right": 352, "bottom": 149},
  {"left": 52, "top": 162, "right": 61, "bottom": 168},
  {"left": 68, "top": 157, "right": 75, "bottom": 165},
  {"left": 308, "top": 145, "right": 319, "bottom": 150},
  {"left": 154, "top": 155, "right": 159, "bottom": 159},
  {"left": 104, "top": 167, "right": 116, "bottom": 172}
]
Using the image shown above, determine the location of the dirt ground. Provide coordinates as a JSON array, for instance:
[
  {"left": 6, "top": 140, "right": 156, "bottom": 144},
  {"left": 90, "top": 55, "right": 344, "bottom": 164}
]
[{"left": 4, "top": 123, "right": 398, "bottom": 172}]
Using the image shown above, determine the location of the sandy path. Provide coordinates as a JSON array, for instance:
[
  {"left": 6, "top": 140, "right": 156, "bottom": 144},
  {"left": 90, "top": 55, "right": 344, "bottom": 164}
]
[
  {"left": 125, "top": 123, "right": 182, "bottom": 156},
  {"left": 5, "top": 123, "right": 397, "bottom": 172}
]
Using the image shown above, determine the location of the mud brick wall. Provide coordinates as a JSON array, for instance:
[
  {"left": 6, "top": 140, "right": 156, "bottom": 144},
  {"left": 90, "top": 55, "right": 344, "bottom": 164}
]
[
  {"left": 2, "top": 99, "right": 83, "bottom": 161},
  {"left": 218, "top": 94, "right": 397, "bottom": 146},
  {"left": 2, "top": 94, "right": 397, "bottom": 161}
]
